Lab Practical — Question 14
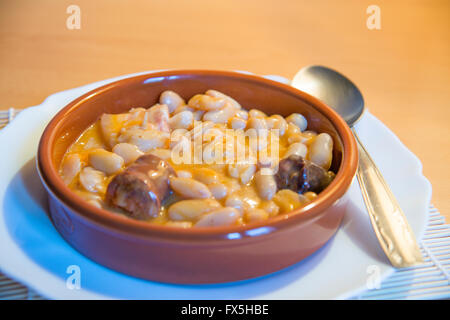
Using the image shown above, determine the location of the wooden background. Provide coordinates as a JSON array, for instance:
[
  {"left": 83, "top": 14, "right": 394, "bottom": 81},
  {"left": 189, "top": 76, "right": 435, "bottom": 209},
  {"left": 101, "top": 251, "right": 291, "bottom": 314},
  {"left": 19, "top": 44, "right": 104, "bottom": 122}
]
[{"left": 0, "top": 0, "right": 448, "bottom": 219}]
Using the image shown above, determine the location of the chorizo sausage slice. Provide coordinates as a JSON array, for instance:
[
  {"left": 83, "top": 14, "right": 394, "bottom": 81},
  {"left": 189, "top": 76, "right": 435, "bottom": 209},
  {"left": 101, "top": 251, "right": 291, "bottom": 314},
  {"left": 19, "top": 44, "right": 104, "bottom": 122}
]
[
  {"left": 105, "top": 154, "right": 174, "bottom": 220},
  {"left": 275, "top": 155, "right": 335, "bottom": 194}
]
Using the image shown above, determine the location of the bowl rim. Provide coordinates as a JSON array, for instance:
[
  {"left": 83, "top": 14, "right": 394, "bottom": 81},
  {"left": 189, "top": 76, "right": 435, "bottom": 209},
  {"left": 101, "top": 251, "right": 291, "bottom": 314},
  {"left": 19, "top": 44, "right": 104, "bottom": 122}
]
[{"left": 37, "top": 69, "right": 358, "bottom": 241}]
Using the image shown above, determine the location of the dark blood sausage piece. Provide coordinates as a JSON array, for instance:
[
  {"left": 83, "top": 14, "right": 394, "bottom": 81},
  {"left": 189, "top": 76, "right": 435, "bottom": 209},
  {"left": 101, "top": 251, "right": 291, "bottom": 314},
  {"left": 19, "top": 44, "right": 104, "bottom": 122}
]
[
  {"left": 275, "top": 155, "right": 305, "bottom": 192},
  {"left": 105, "top": 154, "right": 175, "bottom": 220},
  {"left": 299, "top": 161, "right": 335, "bottom": 194},
  {"left": 275, "top": 155, "right": 335, "bottom": 194}
]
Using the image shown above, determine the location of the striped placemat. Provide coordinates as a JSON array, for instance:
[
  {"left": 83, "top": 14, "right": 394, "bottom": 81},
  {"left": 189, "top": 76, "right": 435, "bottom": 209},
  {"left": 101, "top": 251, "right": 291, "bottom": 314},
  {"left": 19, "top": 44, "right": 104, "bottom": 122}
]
[
  {"left": 355, "top": 205, "right": 450, "bottom": 300},
  {"left": 1, "top": 109, "right": 449, "bottom": 300}
]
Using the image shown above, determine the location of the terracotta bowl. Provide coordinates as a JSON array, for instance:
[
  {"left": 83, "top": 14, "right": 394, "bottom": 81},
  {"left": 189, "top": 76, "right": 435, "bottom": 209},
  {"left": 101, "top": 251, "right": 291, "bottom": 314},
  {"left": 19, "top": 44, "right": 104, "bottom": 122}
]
[{"left": 37, "top": 70, "right": 358, "bottom": 284}]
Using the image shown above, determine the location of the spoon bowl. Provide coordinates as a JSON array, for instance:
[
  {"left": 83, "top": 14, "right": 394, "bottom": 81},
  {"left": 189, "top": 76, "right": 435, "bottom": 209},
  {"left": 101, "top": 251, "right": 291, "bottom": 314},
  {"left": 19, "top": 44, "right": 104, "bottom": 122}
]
[{"left": 292, "top": 66, "right": 364, "bottom": 126}]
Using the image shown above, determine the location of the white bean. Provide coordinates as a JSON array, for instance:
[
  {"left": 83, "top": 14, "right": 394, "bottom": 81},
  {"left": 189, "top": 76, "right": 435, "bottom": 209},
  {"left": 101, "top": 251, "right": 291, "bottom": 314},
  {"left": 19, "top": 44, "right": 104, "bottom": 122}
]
[
  {"left": 173, "top": 104, "right": 195, "bottom": 115},
  {"left": 225, "top": 193, "right": 245, "bottom": 213},
  {"left": 160, "top": 90, "right": 185, "bottom": 113},
  {"left": 202, "top": 126, "right": 225, "bottom": 146},
  {"left": 169, "top": 129, "right": 190, "bottom": 148},
  {"left": 203, "top": 103, "right": 237, "bottom": 124},
  {"left": 229, "top": 117, "right": 247, "bottom": 130},
  {"left": 259, "top": 201, "right": 280, "bottom": 216},
  {"left": 286, "top": 113, "right": 308, "bottom": 131},
  {"left": 286, "top": 122, "right": 301, "bottom": 136},
  {"left": 227, "top": 163, "right": 240, "bottom": 179},
  {"left": 120, "top": 128, "right": 169, "bottom": 152},
  {"left": 245, "top": 209, "right": 269, "bottom": 223},
  {"left": 208, "top": 182, "right": 228, "bottom": 200},
  {"left": 193, "top": 110, "right": 205, "bottom": 121},
  {"left": 201, "top": 138, "right": 225, "bottom": 164},
  {"left": 169, "top": 177, "right": 212, "bottom": 199},
  {"left": 205, "top": 89, "right": 241, "bottom": 109},
  {"left": 195, "top": 207, "right": 240, "bottom": 227},
  {"left": 285, "top": 123, "right": 303, "bottom": 144},
  {"left": 247, "top": 117, "right": 267, "bottom": 131},
  {"left": 189, "top": 120, "right": 214, "bottom": 140},
  {"left": 176, "top": 170, "right": 192, "bottom": 178},
  {"left": 190, "top": 167, "right": 219, "bottom": 185},
  {"left": 61, "top": 153, "right": 82, "bottom": 185},
  {"left": 273, "top": 189, "right": 307, "bottom": 213},
  {"left": 254, "top": 169, "right": 277, "bottom": 200},
  {"left": 169, "top": 110, "right": 194, "bottom": 130},
  {"left": 224, "top": 179, "right": 240, "bottom": 195},
  {"left": 227, "top": 162, "right": 256, "bottom": 184},
  {"left": 112, "top": 143, "right": 143, "bottom": 165},
  {"left": 284, "top": 142, "right": 307, "bottom": 159},
  {"left": 170, "top": 134, "right": 192, "bottom": 164},
  {"left": 309, "top": 133, "right": 333, "bottom": 169},
  {"left": 248, "top": 134, "right": 268, "bottom": 153},
  {"left": 188, "top": 94, "right": 226, "bottom": 111},
  {"left": 303, "top": 191, "right": 318, "bottom": 202},
  {"left": 249, "top": 109, "right": 267, "bottom": 118},
  {"left": 235, "top": 109, "right": 249, "bottom": 120},
  {"left": 168, "top": 199, "right": 221, "bottom": 221},
  {"left": 301, "top": 130, "right": 318, "bottom": 142},
  {"left": 88, "top": 149, "right": 124, "bottom": 175},
  {"left": 266, "top": 115, "right": 287, "bottom": 136},
  {"left": 170, "top": 137, "right": 191, "bottom": 161},
  {"left": 239, "top": 163, "right": 256, "bottom": 184},
  {"left": 79, "top": 167, "right": 106, "bottom": 193}
]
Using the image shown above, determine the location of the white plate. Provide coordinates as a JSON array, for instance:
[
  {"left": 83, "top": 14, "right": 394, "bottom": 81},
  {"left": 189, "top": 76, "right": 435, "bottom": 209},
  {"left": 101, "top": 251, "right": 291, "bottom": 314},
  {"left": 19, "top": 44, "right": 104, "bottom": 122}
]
[{"left": 0, "top": 71, "right": 431, "bottom": 299}]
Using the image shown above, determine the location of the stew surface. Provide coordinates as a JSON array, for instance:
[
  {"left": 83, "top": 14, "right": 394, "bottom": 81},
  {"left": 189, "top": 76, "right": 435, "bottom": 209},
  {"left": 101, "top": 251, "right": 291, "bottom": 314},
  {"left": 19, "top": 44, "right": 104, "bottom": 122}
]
[{"left": 59, "top": 89, "right": 335, "bottom": 227}]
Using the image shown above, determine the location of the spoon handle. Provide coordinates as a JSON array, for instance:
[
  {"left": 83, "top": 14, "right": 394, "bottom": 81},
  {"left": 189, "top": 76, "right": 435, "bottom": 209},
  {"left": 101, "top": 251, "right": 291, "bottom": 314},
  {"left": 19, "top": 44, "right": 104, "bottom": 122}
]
[{"left": 352, "top": 128, "right": 423, "bottom": 268}]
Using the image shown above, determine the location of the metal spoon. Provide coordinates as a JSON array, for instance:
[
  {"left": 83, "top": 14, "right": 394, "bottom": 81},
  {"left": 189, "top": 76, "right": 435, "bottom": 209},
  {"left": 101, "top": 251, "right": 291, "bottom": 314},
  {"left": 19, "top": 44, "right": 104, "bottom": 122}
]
[{"left": 292, "top": 65, "right": 423, "bottom": 268}]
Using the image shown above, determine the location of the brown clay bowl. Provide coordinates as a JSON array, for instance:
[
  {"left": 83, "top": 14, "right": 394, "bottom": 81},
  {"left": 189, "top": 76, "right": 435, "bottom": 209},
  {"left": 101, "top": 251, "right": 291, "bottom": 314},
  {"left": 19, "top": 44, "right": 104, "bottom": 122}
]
[{"left": 37, "top": 70, "right": 358, "bottom": 284}]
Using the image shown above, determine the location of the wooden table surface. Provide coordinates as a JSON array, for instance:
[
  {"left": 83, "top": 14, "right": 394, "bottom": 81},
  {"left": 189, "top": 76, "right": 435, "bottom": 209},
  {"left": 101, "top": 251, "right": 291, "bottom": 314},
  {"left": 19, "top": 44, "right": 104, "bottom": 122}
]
[{"left": 0, "top": 0, "right": 449, "bottom": 220}]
